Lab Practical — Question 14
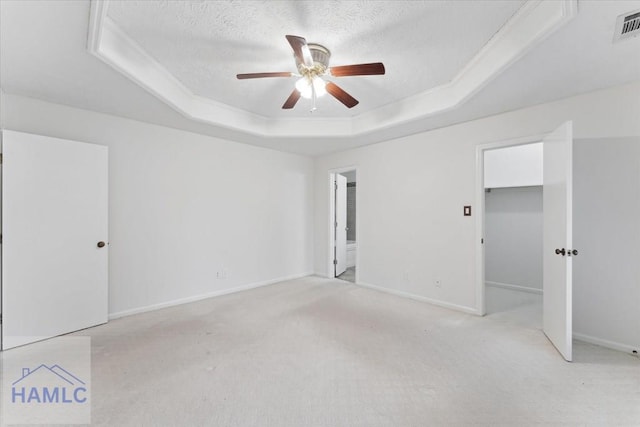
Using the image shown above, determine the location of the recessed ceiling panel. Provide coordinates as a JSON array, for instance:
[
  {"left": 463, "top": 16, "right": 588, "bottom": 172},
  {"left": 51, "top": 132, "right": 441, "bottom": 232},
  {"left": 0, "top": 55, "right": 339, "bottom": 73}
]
[{"left": 106, "top": 0, "right": 525, "bottom": 118}]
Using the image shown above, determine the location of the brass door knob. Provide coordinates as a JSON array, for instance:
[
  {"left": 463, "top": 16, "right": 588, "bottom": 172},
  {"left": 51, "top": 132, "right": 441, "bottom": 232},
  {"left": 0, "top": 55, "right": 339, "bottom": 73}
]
[{"left": 97, "top": 241, "right": 106, "bottom": 248}]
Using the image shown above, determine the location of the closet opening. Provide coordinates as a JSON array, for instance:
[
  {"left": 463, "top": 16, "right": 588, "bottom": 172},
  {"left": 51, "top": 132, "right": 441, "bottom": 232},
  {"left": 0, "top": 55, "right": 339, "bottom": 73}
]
[{"left": 480, "top": 142, "right": 543, "bottom": 329}]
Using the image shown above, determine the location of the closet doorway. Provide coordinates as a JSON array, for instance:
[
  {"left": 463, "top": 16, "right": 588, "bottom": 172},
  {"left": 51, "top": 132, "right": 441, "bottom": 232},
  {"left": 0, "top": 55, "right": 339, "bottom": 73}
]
[
  {"left": 476, "top": 122, "right": 575, "bottom": 361},
  {"left": 483, "top": 142, "right": 544, "bottom": 329}
]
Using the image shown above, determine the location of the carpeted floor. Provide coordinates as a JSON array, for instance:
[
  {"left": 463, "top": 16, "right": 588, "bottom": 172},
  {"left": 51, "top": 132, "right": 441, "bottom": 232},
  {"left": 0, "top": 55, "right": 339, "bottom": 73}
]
[
  {"left": 485, "top": 284, "right": 542, "bottom": 330},
  {"left": 20, "top": 276, "right": 640, "bottom": 425},
  {"left": 336, "top": 266, "right": 356, "bottom": 283}
]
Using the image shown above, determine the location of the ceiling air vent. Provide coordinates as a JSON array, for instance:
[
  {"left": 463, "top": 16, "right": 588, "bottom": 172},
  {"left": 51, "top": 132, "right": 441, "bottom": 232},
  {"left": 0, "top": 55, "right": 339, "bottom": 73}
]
[{"left": 613, "top": 9, "right": 640, "bottom": 42}]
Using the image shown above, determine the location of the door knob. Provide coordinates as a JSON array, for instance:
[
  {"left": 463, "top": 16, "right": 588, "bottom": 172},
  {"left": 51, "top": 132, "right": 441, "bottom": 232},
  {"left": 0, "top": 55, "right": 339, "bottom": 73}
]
[
  {"left": 555, "top": 248, "right": 566, "bottom": 256},
  {"left": 97, "top": 241, "right": 106, "bottom": 248},
  {"left": 568, "top": 249, "right": 578, "bottom": 256}
]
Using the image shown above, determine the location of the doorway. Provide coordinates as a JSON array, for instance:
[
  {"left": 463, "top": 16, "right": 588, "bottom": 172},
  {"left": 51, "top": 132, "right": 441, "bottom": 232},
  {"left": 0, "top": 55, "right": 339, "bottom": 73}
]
[
  {"left": 328, "top": 168, "right": 357, "bottom": 283},
  {"left": 476, "top": 122, "right": 575, "bottom": 361},
  {"left": 483, "top": 143, "right": 543, "bottom": 329}
]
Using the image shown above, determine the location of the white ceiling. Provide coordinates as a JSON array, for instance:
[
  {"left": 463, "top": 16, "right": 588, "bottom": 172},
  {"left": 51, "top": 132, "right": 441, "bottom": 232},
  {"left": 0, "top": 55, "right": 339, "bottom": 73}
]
[
  {"left": 1, "top": 0, "right": 639, "bottom": 156},
  {"left": 106, "top": 0, "right": 525, "bottom": 118}
]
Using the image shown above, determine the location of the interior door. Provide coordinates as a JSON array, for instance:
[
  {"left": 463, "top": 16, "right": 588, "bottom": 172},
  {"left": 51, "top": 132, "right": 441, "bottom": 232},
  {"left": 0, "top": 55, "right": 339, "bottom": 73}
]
[
  {"left": 335, "top": 174, "right": 347, "bottom": 276},
  {"left": 542, "top": 121, "right": 573, "bottom": 361},
  {"left": 2, "top": 130, "right": 108, "bottom": 350}
]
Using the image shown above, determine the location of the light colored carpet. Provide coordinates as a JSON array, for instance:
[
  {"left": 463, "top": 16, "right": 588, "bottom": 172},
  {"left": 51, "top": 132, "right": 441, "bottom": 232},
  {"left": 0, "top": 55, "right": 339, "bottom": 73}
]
[
  {"left": 485, "top": 285, "right": 542, "bottom": 330},
  {"left": 71, "top": 276, "right": 638, "bottom": 426},
  {"left": 337, "top": 266, "right": 356, "bottom": 283}
]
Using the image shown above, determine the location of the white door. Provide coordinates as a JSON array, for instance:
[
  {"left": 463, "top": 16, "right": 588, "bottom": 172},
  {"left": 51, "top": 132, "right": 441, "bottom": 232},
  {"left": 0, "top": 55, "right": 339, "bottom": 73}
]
[
  {"left": 335, "top": 174, "right": 347, "bottom": 276},
  {"left": 542, "top": 121, "right": 573, "bottom": 361},
  {"left": 2, "top": 131, "right": 108, "bottom": 350}
]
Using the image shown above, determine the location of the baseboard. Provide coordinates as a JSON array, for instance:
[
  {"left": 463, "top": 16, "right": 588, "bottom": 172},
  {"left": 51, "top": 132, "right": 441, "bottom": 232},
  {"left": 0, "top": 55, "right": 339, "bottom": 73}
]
[
  {"left": 314, "top": 271, "right": 331, "bottom": 278},
  {"left": 573, "top": 332, "right": 639, "bottom": 355},
  {"left": 108, "top": 272, "right": 314, "bottom": 320},
  {"left": 486, "top": 281, "right": 543, "bottom": 295},
  {"left": 356, "top": 281, "right": 480, "bottom": 315}
]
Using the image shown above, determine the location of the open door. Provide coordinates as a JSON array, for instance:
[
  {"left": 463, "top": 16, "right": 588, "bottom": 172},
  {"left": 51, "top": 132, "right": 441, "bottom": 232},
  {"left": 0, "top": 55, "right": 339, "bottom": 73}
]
[
  {"left": 2, "top": 131, "right": 108, "bottom": 350},
  {"left": 542, "top": 121, "right": 574, "bottom": 361},
  {"left": 334, "top": 174, "right": 347, "bottom": 277}
]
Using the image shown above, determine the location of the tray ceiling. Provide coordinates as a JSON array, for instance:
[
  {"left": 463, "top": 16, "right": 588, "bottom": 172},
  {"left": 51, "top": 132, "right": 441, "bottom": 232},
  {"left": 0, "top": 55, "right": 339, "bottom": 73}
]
[
  {"left": 88, "top": 0, "right": 577, "bottom": 139},
  {"left": 106, "top": 0, "right": 526, "bottom": 118},
  {"left": 2, "top": 0, "right": 639, "bottom": 155}
]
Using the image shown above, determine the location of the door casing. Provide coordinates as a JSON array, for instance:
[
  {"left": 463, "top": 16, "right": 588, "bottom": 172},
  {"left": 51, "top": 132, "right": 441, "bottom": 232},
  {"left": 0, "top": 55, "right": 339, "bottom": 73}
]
[{"left": 475, "top": 134, "right": 547, "bottom": 316}]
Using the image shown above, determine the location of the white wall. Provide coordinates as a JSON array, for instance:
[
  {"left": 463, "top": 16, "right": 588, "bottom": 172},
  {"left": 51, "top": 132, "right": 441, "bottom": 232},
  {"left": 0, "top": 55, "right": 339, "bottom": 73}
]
[
  {"left": 0, "top": 94, "right": 315, "bottom": 318},
  {"left": 573, "top": 138, "right": 640, "bottom": 351},
  {"left": 314, "top": 81, "right": 640, "bottom": 351},
  {"left": 2, "top": 82, "right": 639, "bottom": 353},
  {"left": 484, "top": 143, "right": 542, "bottom": 188},
  {"left": 485, "top": 186, "right": 543, "bottom": 291}
]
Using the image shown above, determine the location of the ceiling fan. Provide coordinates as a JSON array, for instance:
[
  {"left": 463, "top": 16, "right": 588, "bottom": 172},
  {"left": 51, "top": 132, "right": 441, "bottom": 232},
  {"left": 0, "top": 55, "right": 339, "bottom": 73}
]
[{"left": 236, "top": 35, "right": 385, "bottom": 111}]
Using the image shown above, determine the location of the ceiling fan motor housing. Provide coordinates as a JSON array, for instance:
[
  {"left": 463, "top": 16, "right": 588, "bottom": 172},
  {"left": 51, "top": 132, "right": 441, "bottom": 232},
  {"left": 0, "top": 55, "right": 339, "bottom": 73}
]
[{"left": 296, "top": 43, "right": 331, "bottom": 76}]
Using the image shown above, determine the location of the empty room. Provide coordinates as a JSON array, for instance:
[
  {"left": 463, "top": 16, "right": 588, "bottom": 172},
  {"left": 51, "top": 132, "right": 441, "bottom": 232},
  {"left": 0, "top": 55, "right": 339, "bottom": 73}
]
[{"left": 0, "top": 0, "right": 639, "bottom": 425}]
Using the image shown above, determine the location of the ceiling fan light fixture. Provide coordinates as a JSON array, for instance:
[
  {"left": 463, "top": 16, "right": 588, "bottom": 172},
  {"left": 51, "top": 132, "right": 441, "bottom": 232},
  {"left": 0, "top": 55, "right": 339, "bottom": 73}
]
[
  {"left": 236, "top": 35, "right": 384, "bottom": 110},
  {"left": 296, "top": 76, "right": 327, "bottom": 99}
]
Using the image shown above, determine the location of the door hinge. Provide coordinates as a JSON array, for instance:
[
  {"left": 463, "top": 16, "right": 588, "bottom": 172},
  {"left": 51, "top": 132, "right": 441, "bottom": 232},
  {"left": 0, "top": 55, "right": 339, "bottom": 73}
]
[
  {"left": 334, "top": 182, "right": 338, "bottom": 190},
  {"left": 0, "top": 153, "right": 3, "bottom": 164},
  {"left": 333, "top": 259, "right": 338, "bottom": 265},
  {"left": 481, "top": 238, "right": 484, "bottom": 244}
]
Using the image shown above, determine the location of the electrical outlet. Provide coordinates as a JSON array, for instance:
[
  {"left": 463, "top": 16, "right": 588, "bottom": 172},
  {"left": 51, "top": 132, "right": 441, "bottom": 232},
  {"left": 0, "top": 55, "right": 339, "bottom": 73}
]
[{"left": 435, "top": 279, "right": 441, "bottom": 288}]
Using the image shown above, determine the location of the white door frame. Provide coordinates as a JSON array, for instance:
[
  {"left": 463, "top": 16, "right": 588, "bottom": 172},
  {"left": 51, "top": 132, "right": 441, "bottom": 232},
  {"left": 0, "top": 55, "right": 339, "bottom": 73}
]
[
  {"left": 327, "top": 166, "right": 358, "bottom": 282},
  {"left": 475, "top": 134, "right": 546, "bottom": 315}
]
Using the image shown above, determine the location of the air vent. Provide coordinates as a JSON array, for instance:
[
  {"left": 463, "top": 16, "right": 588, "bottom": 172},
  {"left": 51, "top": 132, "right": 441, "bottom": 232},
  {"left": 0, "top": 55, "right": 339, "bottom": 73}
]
[{"left": 613, "top": 9, "right": 640, "bottom": 42}]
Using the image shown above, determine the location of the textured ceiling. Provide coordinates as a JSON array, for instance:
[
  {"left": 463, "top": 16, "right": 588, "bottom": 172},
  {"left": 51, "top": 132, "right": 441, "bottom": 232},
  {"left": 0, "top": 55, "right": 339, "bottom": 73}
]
[
  {"left": 1, "top": 1, "right": 639, "bottom": 156},
  {"left": 106, "top": 0, "right": 525, "bottom": 118}
]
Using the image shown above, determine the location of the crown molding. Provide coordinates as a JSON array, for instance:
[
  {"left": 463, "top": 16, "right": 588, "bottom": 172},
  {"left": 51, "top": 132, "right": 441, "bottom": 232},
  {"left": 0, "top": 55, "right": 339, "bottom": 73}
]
[
  {"left": 352, "top": 0, "right": 579, "bottom": 134},
  {"left": 87, "top": 0, "right": 577, "bottom": 139}
]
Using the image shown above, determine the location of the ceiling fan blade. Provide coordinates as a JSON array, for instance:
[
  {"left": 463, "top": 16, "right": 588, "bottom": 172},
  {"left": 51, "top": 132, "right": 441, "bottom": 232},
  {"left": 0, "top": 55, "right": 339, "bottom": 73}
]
[
  {"left": 236, "top": 72, "right": 293, "bottom": 79},
  {"left": 330, "top": 62, "right": 386, "bottom": 77},
  {"left": 326, "top": 82, "right": 359, "bottom": 108},
  {"left": 282, "top": 89, "right": 302, "bottom": 109},
  {"left": 285, "top": 35, "right": 314, "bottom": 67}
]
